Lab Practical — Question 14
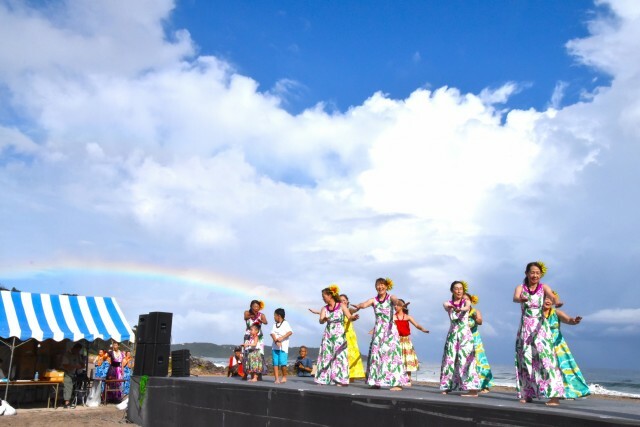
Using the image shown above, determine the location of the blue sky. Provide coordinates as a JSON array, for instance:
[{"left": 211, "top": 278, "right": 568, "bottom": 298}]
[
  {"left": 1, "top": 0, "right": 639, "bottom": 371},
  {"left": 170, "top": 1, "right": 606, "bottom": 113}
]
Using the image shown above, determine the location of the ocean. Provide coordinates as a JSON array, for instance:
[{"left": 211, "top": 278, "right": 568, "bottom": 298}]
[{"left": 205, "top": 357, "right": 640, "bottom": 399}]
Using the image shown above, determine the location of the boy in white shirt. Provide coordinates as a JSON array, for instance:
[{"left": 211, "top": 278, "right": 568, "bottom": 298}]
[{"left": 270, "top": 308, "right": 293, "bottom": 384}]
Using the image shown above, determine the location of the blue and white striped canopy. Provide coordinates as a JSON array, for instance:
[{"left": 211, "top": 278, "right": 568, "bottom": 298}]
[{"left": 0, "top": 290, "right": 134, "bottom": 343}]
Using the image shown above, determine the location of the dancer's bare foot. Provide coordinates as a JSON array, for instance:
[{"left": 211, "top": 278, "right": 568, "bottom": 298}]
[
  {"left": 390, "top": 386, "right": 402, "bottom": 391},
  {"left": 519, "top": 398, "right": 532, "bottom": 404},
  {"left": 249, "top": 378, "right": 258, "bottom": 382},
  {"left": 274, "top": 379, "right": 280, "bottom": 384},
  {"left": 280, "top": 378, "right": 287, "bottom": 384},
  {"left": 481, "top": 389, "right": 490, "bottom": 394},
  {"left": 441, "top": 391, "right": 449, "bottom": 395},
  {"left": 461, "top": 390, "right": 478, "bottom": 398},
  {"left": 369, "top": 385, "right": 381, "bottom": 389},
  {"left": 336, "top": 383, "right": 348, "bottom": 387},
  {"left": 405, "top": 382, "right": 412, "bottom": 387},
  {"left": 545, "top": 398, "right": 560, "bottom": 406}
]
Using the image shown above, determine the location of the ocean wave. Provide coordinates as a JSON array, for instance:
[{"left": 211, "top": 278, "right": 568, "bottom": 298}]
[{"left": 589, "top": 384, "right": 640, "bottom": 399}]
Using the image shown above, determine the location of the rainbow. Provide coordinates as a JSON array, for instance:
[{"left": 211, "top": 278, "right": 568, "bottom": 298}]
[{"left": 0, "top": 258, "right": 309, "bottom": 311}]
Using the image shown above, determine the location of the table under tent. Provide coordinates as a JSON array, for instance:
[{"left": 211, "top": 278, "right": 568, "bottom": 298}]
[{"left": 0, "top": 290, "right": 134, "bottom": 406}]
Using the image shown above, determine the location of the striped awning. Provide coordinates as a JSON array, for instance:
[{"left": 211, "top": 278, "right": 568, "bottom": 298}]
[{"left": 0, "top": 290, "right": 134, "bottom": 343}]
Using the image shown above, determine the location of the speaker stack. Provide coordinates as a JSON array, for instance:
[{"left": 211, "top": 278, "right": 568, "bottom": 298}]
[
  {"left": 171, "top": 349, "right": 190, "bottom": 377},
  {"left": 133, "top": 312, "right": 172, "bottom": 377}
]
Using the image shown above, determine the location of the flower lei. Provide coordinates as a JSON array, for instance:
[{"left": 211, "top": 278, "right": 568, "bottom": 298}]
[{"left": 385, "top": 277, "right": 394, "bottom": 290}]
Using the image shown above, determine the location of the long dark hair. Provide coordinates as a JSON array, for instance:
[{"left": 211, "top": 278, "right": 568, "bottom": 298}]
[
  {"left": 249, "top": 300, "right": 261, "bottom": 315},
  {"left": 523, "top": 262, "right": 544, "bottom": 286}
]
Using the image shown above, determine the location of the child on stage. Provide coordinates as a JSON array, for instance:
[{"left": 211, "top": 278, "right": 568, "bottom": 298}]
[
  {"left": 355, "top": 277, "right": 408, "bottom": 391},
  {"left": 393, "top": 299, "right": 429, "bottom": 386},
  {"left": 270, "top": 308, "right": 293, "bottom": 384},
  {"left": 243, "top": 324, "right": 263, "bottom": 382},
  {"left": 465, "top": 292, "right": 494, "bottom": 392},
  {"left": 543, "top": 292, "right": 590, "bottom": 398}
]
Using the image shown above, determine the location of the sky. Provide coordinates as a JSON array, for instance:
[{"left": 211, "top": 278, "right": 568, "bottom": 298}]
[{"left": 0, "top": 0, "right": 639, "bottom": 370}]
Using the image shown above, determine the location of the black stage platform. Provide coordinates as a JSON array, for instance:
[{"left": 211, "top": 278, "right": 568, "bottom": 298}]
[{"left": 127, "top": 375, "right": 640, "bottom": 426}]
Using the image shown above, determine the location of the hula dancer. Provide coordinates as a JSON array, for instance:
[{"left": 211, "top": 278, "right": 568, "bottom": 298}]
[
  {"left": 355, "top": 277, "right": 408, "bottom": 391},
  {"left": 543, "top": 292, "right": 590, "bottom": 399},
  {"left": 243, "top": 300, "right": 268, "bottom": 379},
  {"left": 393, "top": 299, "right": 429, "bottom": 386},
  {"left": 315, "top": 285, "right": 359, "bottom": 386},
  {"left": 514, "top": 261, "right": 564, "bottom": 405},
  {"left": 465, "top": 292, "right": 494, "bottom": 392},
  {"left": 440, "top": 281, "right": 480, "bottom": 397}
]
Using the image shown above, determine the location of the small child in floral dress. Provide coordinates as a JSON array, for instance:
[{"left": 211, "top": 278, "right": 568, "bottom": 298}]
[{"left": 243, "top": 324, "right": 263, "bottom": 382}]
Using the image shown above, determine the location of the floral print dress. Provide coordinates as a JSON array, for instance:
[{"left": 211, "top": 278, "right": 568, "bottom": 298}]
[
  {"left": 366, "top": 295, "right": 408, "bottom": 387},
  {"left": 469, "top": 309, "right": 494, "bottom": 390},
  {"left": 440, "top": 301, "right": 480, "bottom": 391},
  {"left": 546, "top": 309, "right": 590, "bottom": 398},
  {"left": 243, "top": 312, "right": 267, "bottom": 374},
  {"left": 515, "top": 283, "right": 564, "bottom": 399},
  {"left": 315, "top": 303, "right": 349, "bottom": 385}
]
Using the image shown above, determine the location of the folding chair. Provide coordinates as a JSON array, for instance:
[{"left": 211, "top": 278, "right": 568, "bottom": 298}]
[{"left": 71, "top": 375, "right": 90, "bottom": 408}]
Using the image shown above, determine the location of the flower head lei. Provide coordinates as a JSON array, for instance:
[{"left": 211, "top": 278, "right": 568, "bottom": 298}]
[
  {"left": 258, "top": 300, "right": 265, "bottom": 310},
  {"left": 385, "top": 277, "right": 394, "bottom": 291},
  {"left": 328, "top": 284, "right": 340, "bottom": 297},
  {"left": 537, "top": 261, "right": 548, "bottom": 278}
]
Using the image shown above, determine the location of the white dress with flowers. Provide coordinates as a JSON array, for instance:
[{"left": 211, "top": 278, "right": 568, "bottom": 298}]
[
  {"left": 439, "top": 303, "right": 480, "bottom": 391},
  {"left": 365, "top": 295, "right": 409, "bottom": 387},
  {"left": 314, "top": 304, "right": 349, "bottom": 385},
  {"left": 515, "top": 283, "right": 564, "bottom": 399}
]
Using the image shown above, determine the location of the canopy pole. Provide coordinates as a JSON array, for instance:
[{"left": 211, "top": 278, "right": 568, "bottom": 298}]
[{"left": 3, "top": 337, "right": 15, "bottom": 401}]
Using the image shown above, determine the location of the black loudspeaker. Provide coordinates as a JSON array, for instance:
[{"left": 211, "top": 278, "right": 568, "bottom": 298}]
[
  {"left": 171, "top": 349, "right": 190, "bottom": 377},
  {"left": 147, "top": 312, "right": 173, "bottom": 344},
  {"left": 133, "top": 343, "right": 146, "bottom": 376},
  {"left": 143, "top": 343, "right": 170, "bottom": 377},
  {"left": 136, "top": 314, "right": 149, "bottom": 344}
]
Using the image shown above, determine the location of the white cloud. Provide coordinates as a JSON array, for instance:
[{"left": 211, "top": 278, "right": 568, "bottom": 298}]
[
  {"left": 586, "top": 308, "right": 640, "bottom": 325},
  {"left": 549, "top": 81, "right": 568, "bottom": 109}
]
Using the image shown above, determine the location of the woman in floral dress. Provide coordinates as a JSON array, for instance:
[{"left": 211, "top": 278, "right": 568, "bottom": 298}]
[
  {"left": 440, "top": 281, "right": 480, "bottom": 396},
  {"left": 543, "top": 294, "right": 590, "bottom": 398},
  {"left": 243, "top": 300, "right": 268, "bottom": 379},
  {"left": 314, "top": 285, "right": 358, "bottom": 386},
  {"left": 355, "top": 278, "right": 408, "bottom": 391},
  {"left": 514, "top": 261, "right": 564, "bottom": 405},
  {"left": 465, "top": 293, "right": 494, "bottom": 392}
]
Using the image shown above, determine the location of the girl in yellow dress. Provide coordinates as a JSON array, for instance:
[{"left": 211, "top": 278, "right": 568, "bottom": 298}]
[{"left": 340, "top": 294, "right": 365, "bottom": 380}]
